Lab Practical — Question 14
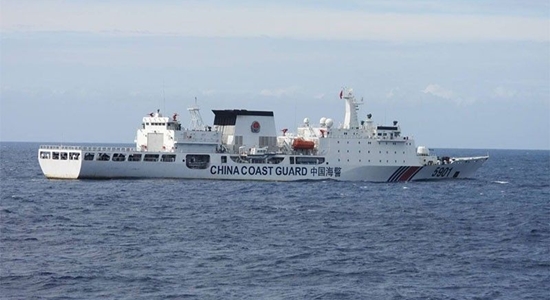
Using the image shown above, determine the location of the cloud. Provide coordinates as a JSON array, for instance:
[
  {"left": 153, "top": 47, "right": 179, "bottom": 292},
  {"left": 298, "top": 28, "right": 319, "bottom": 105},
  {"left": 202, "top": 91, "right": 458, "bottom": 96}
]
[
  {"left": 492, "top": 86, "right": 517, "bottom": 98},
  {"left": 422, "top": 84, "right": 455, "bottom": 99},
  {"left": 1, "top": 1, "right": 548, "bottom": 42},
  {"left": 422, "top": 84, "right": 476, "bottom": 105}
]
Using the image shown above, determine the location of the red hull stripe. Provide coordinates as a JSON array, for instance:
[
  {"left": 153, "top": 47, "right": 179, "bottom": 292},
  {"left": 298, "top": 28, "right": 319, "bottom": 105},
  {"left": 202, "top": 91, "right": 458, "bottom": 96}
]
[
  {"left": 398, "top": 166, "right": 421, "bottom": 182},
  {"left": 407, "top": 167, "right": 423, "bottom": 181},
  {"left": 387, "top": 166, "right": 408, "bottom": 182}
]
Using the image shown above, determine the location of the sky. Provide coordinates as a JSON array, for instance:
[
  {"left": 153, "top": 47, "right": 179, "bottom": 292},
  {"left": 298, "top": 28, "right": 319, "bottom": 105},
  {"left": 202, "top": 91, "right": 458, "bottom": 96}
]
[{"left": 1, "top": 0, "right": 549, "bottom": 150}]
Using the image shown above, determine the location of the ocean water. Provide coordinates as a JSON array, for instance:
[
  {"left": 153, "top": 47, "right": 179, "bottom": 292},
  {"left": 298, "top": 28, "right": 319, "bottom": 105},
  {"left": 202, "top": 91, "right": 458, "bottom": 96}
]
[{"left": 1, "top": 142, "right": 549, "bottom": 299}]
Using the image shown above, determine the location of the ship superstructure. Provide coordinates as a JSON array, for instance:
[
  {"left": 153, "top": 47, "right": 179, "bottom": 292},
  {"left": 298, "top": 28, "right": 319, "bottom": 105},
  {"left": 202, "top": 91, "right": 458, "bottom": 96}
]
[{"left": 38, "top": 88, "right": 488, "bottom": 181}]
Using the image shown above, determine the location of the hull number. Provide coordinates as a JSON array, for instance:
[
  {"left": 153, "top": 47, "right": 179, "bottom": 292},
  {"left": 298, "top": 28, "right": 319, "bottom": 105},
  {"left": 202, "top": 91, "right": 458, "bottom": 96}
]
[{"left": 432, "top": 167, "right": 453, "bottom": 178}]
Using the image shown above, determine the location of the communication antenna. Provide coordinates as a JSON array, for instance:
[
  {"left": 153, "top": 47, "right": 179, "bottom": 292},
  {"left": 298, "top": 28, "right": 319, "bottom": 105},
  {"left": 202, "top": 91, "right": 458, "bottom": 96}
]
[{"left": 188, "top": 97, "right": 206, "bottom": 130}]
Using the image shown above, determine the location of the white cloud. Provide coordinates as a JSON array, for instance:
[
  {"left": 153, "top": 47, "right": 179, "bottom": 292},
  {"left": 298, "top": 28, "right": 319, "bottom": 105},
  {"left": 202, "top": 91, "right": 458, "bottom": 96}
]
[
  {"left": 422, "top": 84, "right": 476, "bottom": 105},
  {"left": 422, "top": 84, "right": 455, "bottom": 99},
  {"left": 1, "top": 1, "right": 548, "bottom": 42},
  {"left": 492, "top": 86, "right": 517, "bottom": 98}
]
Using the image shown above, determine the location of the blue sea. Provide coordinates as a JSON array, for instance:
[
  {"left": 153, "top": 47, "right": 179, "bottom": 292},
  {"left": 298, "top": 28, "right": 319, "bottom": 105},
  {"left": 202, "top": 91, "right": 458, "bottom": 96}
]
[{"left": 1, "top": 142, "right": 549, "bottom": 299}]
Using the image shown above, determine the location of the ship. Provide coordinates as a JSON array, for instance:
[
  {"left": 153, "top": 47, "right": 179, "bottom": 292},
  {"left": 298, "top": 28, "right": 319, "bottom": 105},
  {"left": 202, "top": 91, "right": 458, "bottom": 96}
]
[{"left": 38, "top": 88, "right": 488, "bottom": 182}]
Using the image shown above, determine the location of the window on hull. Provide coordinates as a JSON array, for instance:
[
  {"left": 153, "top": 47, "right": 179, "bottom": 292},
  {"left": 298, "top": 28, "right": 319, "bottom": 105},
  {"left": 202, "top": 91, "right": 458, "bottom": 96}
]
[
  {"left": 40, "top": 151, "right": 51, "bottom": 159},
  {"left": 186, "top": 154, "right": 210, "bottom": 169},
  {"left": 69, "top": 152, "right": 80, "bottom": 160},
  {"left": 84, "top": 153, "right": 95, "bottom": 160},
  {"left": 144, "top": 154, "right": 159, "bottom": 162},
  {"left": 161, "top": 154, "right": 176, "bottom": 162},
  {"left": 128, "top": 154, "right": 142, "bottom": 162},
  {"left": 96, "top": 153, "right": 110, "bottom": 161},
  {"left": 295, "top": 157, "right": 325, "bottom": 165},
  {"left": 112, "top": 153, "right": 126, "bottom": 162}
]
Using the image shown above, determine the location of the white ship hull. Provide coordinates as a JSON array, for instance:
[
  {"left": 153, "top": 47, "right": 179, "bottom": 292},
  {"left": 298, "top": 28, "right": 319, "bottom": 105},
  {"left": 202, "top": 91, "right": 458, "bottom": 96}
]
[
  {"left": 37, "top": 88, "right": 489, "bottom": 182},
  {"left": 38, "top": 146, "right": 488, "bottom": 182}
]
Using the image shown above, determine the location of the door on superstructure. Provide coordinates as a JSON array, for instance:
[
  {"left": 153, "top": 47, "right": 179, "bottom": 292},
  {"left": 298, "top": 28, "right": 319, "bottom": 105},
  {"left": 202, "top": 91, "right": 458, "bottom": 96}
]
[{"left": 147, "top": 133, "right": 164, "bottom": 152}]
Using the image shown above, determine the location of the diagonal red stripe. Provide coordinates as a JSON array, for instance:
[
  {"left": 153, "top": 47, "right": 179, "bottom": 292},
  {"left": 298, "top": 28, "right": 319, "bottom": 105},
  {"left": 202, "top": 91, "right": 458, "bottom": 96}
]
[{"left": 398, "top": 166, "right": 420, "bottom": 182}]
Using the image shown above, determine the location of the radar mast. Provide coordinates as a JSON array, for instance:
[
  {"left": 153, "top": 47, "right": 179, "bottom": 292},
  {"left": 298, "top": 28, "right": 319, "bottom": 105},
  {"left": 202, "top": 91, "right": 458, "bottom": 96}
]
[{"left": 188, "top": 97, "right": 207, "bottom": 130}]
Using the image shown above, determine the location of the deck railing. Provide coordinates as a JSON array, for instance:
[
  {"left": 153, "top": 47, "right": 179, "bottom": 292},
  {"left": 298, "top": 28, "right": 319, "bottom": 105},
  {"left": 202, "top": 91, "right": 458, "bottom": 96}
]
[{"left": 39, "top": 145, "right": 136, "bottom": 152}]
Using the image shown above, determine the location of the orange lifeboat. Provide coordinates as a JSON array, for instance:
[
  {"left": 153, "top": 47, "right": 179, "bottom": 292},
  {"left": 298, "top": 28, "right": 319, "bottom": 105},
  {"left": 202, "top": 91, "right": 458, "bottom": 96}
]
[{"left": 292, "top": 138, "right": 315, "bottom": 150}]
